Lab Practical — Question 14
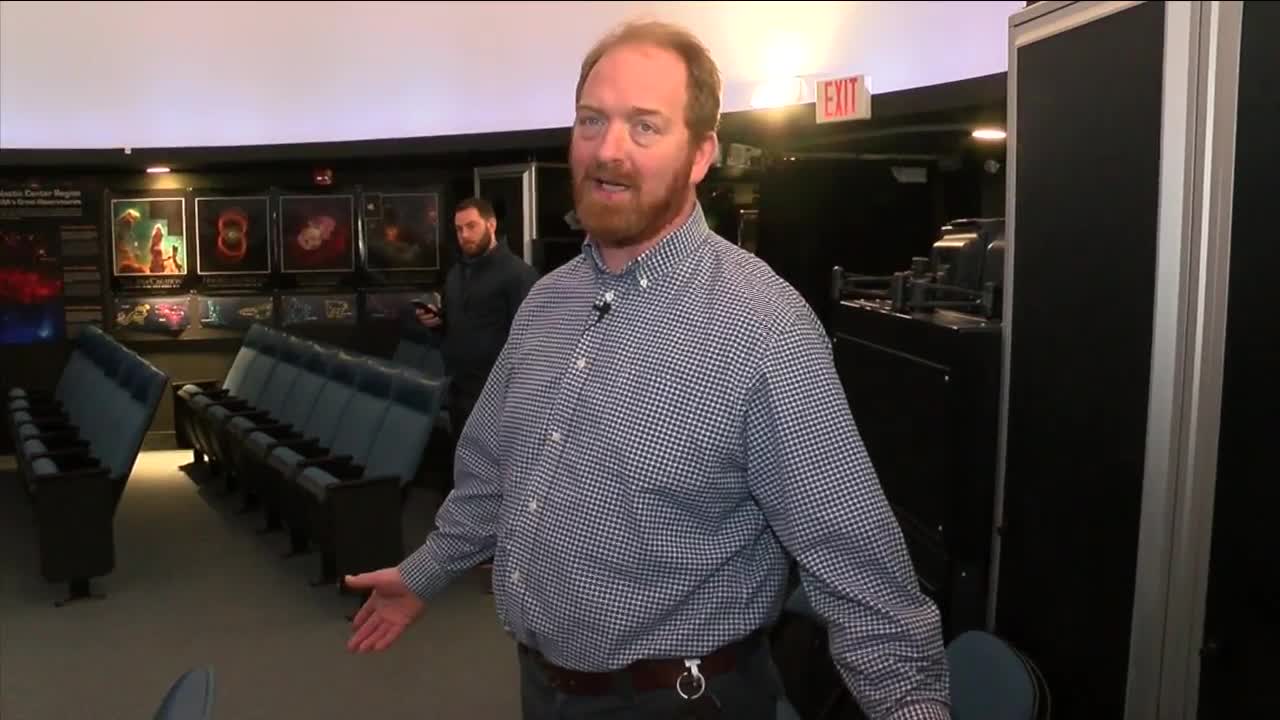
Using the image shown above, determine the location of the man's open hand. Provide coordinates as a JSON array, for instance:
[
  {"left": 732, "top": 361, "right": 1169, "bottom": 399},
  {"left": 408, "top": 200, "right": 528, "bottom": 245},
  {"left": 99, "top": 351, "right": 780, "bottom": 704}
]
[{"left": 345, "top": 568, "right": 426, "bottom": 653}]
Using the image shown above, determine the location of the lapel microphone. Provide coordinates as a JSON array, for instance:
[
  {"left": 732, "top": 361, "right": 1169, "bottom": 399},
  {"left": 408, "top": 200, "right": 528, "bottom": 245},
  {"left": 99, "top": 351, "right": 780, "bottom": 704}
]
[{"left": 592, "top": 298, "right": 612, "bottom": 323}]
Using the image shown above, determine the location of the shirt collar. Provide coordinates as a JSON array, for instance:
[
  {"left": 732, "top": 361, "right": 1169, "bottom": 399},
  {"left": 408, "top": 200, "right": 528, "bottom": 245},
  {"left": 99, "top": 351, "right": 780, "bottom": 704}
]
[{"left": 581, "top": 202, "right": 711, "bottom": 283}]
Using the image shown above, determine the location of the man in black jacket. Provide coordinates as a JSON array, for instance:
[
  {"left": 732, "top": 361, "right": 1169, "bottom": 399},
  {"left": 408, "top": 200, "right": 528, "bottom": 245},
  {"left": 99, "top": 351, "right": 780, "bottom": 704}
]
[{"left": 416, "top": 197, "right": 539, "bottom": 437}]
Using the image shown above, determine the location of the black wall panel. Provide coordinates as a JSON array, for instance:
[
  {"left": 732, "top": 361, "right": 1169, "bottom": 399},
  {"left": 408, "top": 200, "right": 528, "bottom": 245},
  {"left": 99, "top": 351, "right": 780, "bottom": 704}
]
[
  {"left": 997, "top": 3, "right": 1165, "bottom": 717},
  {"left": 1199, "top": 3, "right": 1280, "bottom": 716}
]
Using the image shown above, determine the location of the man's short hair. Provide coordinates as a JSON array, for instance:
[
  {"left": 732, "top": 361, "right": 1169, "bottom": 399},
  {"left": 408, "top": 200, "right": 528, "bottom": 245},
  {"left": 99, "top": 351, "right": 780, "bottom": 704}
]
[
  {"left": 575, "top": 20, "right": 722, "bottom": 142},
  {"left": 455, "top": 197, "right": 496, "bottom": 221}
]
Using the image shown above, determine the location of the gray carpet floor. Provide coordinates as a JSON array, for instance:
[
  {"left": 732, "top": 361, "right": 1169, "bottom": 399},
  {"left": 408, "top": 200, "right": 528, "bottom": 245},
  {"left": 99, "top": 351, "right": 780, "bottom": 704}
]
[{"left": 0, "top": 451, "right": 519, "bottom": 720}]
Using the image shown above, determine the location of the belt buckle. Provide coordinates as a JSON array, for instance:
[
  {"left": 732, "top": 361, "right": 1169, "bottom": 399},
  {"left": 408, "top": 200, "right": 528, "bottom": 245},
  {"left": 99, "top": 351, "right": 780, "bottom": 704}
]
[{"left": 676, "top": 658, "right": 706, "bottom": 700}]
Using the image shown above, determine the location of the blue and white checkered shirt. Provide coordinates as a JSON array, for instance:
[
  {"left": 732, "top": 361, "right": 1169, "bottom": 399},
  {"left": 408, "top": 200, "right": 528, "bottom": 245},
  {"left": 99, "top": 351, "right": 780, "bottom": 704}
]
[{"left": 400, "top": 204, "right": 950, "bottom": 719}]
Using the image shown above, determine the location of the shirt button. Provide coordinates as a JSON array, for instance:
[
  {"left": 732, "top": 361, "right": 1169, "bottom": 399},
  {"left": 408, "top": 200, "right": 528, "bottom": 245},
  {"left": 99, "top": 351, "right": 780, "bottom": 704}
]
[
  {"left": 575, "top": 358, "right": 586, "bottom": 370},
  {"left": 511, "top": 570, "right": 523, "bottom": 587},
  {"left": 549, "top": 430, "right": 562, "bottom": 443},
  {"left": 640, "top": 277, "right": 649, "bottom": 288},
  {"left": 604, "top": 291, "right": 615, "bottom": 302},
  {"left": 527, "top": 498, "right": 539, "bottom": 513}
]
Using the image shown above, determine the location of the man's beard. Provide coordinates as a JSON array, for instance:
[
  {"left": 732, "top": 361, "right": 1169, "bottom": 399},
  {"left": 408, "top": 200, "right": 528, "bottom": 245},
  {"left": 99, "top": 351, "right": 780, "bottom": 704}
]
[
  {"left": 572, "top": 155, "right": 694, "bottom": 249},
  {"left": 461, "top": 228, "right": 493, "bottom": 258}
]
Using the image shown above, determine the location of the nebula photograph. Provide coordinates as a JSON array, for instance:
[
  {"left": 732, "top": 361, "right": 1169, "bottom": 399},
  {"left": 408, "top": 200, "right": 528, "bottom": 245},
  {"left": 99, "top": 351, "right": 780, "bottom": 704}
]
[
  {"left": 279, "top": 195, "right": 354, "bottom": 273},
  {"left": 111, "top": 198, "right": 188, "bottom": 276},
  {"left": 363, "top": 192, "right": 441, "bottom": 271},
  {"left": 0, "top": 229, "right": 64, "bottom": 344},
  {"left": 196, "top": 196, "right": 270, "bottom": 274}
]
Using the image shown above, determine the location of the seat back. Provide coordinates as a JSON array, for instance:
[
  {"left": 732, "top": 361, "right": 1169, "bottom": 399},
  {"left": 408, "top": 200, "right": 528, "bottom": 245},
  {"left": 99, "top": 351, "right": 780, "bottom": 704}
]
[
  {"left": 390, "top": 338, "right": 426, "bottom": 368},
  {"left": 947, "top": 630, "right": 1042, "bottom": 720},
  {"left": 76, "top": 351, "right": 135, "bottom": 453},
  {"left": 421, "top": 345, "right": 445, "bottom": 379},
  {"left": 275, "top": 344, "right": 334, "bottom": 428},
  {"left": 325, "top": 360, "right": 398, "bottom": 462},
  {"left": 776, "top": 699, "right": 802, "bottom": 720},
  {"left": 68, "top": 334, "right": 125, "bottom": 433},
  {"left": 56, "top": 342, "right": 101, "bottom": 425},
  {"left": 295, "top": 353, "right": 361, "bottom": 444},
  {"left": 390, "top": 338, "right": 446, "bottom": 380},
  {"left": 251, "top": 336, "right": 309, "bottom": 419},
  {"left": 153, "top": 666, "right": 215, "bottom": 720},
  {"left": 222, "top": 323, "right": 272, "bottom": 395},
  {"left": 362, "top": 373, "right": 448, "bottom": 486},
  {"left": 233, "top": 330, "right": 286, "bottom": 406},
  {"left": 100, "top": 356, "right": 168, "bottom": 489},
  {"left": 54, "top": 333, "right": 96, "bottom": 402}
]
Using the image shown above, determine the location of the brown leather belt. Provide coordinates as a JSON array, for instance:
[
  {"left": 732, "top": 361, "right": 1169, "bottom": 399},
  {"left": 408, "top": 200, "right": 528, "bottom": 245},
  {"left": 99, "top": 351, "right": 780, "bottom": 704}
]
[{"left": 520, "top": 630, "right": 762, "bottom": 697}]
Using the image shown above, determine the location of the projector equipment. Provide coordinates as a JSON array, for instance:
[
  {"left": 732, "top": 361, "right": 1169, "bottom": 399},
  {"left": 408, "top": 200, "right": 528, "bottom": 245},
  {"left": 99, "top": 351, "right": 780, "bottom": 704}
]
[
  {"left": 830, "top": 218, "right": 1006, "bottom": 319},
  {"left": 825, "top": 217, "right": 1006, "bottom": 640}
]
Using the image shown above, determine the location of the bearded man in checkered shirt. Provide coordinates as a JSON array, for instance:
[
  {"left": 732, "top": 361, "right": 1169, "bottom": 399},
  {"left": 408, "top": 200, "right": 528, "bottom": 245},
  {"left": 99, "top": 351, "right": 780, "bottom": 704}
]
[{"left": 346, "top": 19, "right": 950, "bottom": 720}]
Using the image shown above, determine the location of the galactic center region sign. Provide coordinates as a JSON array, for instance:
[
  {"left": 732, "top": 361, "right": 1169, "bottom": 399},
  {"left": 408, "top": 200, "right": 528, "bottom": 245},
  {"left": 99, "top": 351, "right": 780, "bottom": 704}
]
[{"left": 816, "top": 75, "right": 871, "bottom": 124}]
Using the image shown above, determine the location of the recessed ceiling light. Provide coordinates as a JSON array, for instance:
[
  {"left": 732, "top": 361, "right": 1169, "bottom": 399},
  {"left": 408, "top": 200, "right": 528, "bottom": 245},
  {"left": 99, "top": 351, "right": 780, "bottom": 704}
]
[
  {"left": 146, "top": 166, "right": 171, "bottom": 173},
  {"left": 972, "top": 128, "right": 1007, "bottom": 141}
]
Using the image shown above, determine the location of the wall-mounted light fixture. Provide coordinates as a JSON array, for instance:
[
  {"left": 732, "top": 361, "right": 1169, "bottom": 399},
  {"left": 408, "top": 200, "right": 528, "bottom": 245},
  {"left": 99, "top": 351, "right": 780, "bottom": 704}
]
[
  {"left": 145, "top": 166, "right": 171, "bottom": 173},
  {"left": 972, "top": 127, "right": 1007, "bottom": 141},
  {"left": 750, "top": 77, "right": 807, "bottom": 109}
]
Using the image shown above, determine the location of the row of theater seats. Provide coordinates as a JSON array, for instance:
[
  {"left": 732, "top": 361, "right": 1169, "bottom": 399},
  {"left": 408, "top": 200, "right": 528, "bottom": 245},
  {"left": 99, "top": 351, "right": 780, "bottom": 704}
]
[
  {"left": 4, "top": 325, "right": 168, "bottom": 606},
  {"left": 171, "top": 323, "right": 449, "bottom": 595}
]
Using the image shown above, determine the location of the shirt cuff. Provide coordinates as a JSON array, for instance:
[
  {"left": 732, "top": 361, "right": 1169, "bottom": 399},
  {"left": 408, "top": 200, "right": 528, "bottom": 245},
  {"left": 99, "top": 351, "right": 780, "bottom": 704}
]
[
  {"left": 887, "top": 702, "right": 951, "bottom": 720},
  {"left": 396, "top": 537, "right": 460, "bottom": 601}
]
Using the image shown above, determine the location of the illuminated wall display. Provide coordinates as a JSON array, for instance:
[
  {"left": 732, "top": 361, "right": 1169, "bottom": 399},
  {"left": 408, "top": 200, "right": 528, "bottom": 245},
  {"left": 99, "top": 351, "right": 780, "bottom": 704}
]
[{"left": 0, "top": 0, "right": 1024, "bottom": 149}]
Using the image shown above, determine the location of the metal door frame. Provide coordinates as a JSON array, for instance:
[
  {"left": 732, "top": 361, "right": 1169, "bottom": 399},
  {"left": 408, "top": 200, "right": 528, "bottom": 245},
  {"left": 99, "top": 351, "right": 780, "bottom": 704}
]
[
  {"left": 474, "top": 163, "right": 535, "bottom": 263},
  {"left": 998, "top": 3, "right": 1240, "bottom": 718}
]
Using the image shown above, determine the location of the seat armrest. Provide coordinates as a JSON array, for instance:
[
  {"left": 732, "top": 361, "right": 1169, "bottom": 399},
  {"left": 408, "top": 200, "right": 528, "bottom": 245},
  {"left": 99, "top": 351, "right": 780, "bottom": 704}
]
[
  {"left": 31, "top": 433, "right": 88, "bottom": 449},
  {"left": 31, "top": 450, "right": 103, "bottom": 474},
  {"left": 269, "top": 437, "right": 321, "bottom": 453},
  {"left": 17, "top": 399, "right": 63, "bottom": 411},
  {"left": 23, "top": 417, "right": 72, "bottom": 430},
  {"left": 174, "top": 378, "right": 221, "bottom": 391},
  {"left": 27, "top": 428, "right": 81, "bottom": 443},
  {"left": 335, "top": 473, "right": 401, "bottom": 491},
  {"left": 298, "top": 456, "right": 359, "bottom": 475},
  {"left": 32, "top": 464, "right": 111, "bottom": 483},
  {"left": 328, "top": 463, "right": 366, "bottom": 480},
  {"left": 23, "top": 413, "right": 71, "bottom": 426},
  {"left": 203, "top": 397, "right": 250, "bottom": 409},
  {"left": 27, "top": 444, "right": 93, "bottom": 462}
]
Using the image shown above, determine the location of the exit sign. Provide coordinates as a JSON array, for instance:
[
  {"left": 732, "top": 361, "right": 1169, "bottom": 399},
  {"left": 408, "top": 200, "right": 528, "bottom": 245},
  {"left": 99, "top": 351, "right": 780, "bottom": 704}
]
[{"left": 815, "top": 75, "right": 871, "bottom": 124}]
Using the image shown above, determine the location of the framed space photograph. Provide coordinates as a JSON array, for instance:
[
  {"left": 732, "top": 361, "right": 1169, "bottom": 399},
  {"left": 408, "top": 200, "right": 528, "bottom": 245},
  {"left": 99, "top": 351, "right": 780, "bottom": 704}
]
[
  {"left": 0, "top": 227, "right": 64, "bottom": 344},
  {"left": 278, "top": 194, "right": 354, "bottom": 273},
  {"left": 362, "top": 192, "right": 441, "bottom": 271},
  {"left": 111, "top": 197, "right": 188, "bottom": 276},
  {"left": 196, "top": 196, "right": 271, "bottom": 275}
]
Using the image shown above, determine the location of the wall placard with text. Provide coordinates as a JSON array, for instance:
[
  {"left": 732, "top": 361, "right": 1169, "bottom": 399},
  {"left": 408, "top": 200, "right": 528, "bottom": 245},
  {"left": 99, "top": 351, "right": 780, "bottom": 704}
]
[{"left": 0, "top": 181, "right": 103, "bottom": 344}]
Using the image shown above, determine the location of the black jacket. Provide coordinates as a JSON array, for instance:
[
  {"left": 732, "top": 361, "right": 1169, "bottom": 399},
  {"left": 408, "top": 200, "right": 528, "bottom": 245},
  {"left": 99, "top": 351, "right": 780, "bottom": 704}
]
[{"left": 412, "top": 243, "right": 538, "bottom": 397}]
